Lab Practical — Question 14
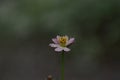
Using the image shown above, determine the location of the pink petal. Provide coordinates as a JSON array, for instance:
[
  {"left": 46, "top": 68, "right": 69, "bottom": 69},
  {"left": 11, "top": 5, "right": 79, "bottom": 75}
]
[
  {"left": 55, "top": 47, "right": 63, "bottom": 52},
  {"left": 49, "top": 43, "right": 58, "bottom": 47},
  {"left": 56, "top": 35, "right": 60, "bottom": 42},
  {"left": 63, "top": 47, "right": 70, "bottom": 52},
  {"left": 66, "top": 38, "right": 75, "bottom": 46},
  {"left": 52, "top": 38, "right": 58, "bottom": 44}
]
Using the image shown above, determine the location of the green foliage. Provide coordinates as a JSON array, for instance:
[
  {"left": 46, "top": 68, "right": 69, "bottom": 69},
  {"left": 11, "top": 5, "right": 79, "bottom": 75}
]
[{"left": 0, "top": 0, "right": 120, "bottom": 58}]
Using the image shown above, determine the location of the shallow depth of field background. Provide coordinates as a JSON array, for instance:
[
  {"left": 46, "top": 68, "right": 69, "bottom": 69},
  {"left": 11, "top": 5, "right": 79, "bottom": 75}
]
[{"left": 0, "top": 0, "right": 120, "bottom": 80}]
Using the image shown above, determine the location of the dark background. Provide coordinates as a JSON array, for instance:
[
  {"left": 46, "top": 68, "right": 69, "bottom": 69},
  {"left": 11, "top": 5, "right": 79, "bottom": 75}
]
[{"left": 0, "top": 0, "right": 120, "bottom": 80}]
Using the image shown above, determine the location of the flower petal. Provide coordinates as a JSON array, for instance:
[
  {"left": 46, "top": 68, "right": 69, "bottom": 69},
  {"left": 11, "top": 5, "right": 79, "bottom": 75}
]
[
  {"left": 55, "top": 47, "right": 63, "bottom": 52},
  {"left": 49, "top": 43, "right": 58, "bottom": 47},
  {"left": 66, "top": 38, "right": 75, "bottom": 46},
  {"left": 52, "top": 38, "right": 58, "bottom": 44},
  {"left": 63, "top": 47, "right": 71, "bottom": 52},
  {"left": 56, "top": 35, "right": 60, "bottom": 42}
]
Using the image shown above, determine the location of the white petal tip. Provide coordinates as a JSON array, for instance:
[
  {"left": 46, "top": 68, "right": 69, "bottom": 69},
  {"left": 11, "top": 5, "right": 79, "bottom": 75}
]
[
  {"left": 49, "top": 44, "right": 57, "bottom": 47},
  {"left": 55, "top": 47, "right": 63, "bottom": 52},
  {"left": 64, "top": 47, "right": 71, "bottom": 52}
]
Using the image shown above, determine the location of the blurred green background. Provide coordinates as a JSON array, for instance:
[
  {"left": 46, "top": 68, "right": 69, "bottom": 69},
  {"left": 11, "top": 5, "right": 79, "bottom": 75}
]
[{"left": 0, "top": 0, "right": 120, "bottom": 80}]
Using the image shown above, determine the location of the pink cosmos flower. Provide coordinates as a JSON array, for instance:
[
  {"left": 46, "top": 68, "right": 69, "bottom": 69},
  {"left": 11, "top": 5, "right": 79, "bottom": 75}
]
[{"left": 49, "top": 35, "right": 75, "bottom": 52}]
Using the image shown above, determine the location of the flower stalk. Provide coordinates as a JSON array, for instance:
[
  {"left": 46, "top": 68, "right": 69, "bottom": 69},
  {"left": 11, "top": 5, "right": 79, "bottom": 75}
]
[
  {"left": 49, "top": 35, "right": 75, "bottom": 80},
  {"left": 61, "top": 51, "right": 65, "bottom": 80}
]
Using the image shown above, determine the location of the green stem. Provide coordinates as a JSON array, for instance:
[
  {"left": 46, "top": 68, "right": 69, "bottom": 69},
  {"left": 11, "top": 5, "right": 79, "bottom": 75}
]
[{"left": 61, "top": 52, "right": 64, "bottom": 80}]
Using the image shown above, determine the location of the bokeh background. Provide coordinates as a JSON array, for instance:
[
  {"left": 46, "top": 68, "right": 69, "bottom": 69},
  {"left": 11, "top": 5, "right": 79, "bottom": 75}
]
[{"left": 0, "top": 0, "right": 120, "bottom": 80}]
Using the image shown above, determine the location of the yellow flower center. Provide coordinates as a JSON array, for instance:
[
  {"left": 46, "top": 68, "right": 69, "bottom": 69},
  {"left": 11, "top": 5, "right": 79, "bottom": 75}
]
[{"left": 59, "top": 36, "right": 68, "bottom": 47}]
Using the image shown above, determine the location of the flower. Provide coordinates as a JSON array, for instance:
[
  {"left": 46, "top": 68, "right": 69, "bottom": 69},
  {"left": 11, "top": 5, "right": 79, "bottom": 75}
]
[{"left": 49, "top": 35, "right": 75, "bottom": 52}]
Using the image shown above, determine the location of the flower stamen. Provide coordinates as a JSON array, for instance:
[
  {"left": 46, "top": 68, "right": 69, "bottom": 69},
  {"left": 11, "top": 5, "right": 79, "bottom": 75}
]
[{"left": 59, "top": 36, "right": 68, "bottom": 47}]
